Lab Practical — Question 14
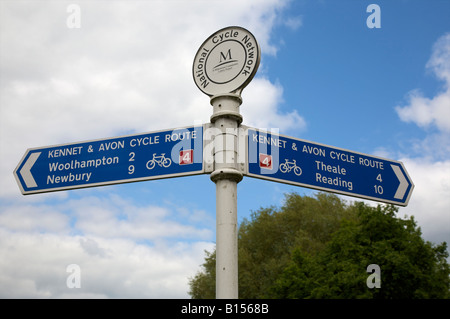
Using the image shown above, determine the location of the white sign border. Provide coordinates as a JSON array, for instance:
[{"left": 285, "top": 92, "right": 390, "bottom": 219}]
[
  {"left": 14, "top": 125, "right": 206, "bottom": 195},
  {"left": 243, "top": 126, "right": 414, "bottom": 207}
]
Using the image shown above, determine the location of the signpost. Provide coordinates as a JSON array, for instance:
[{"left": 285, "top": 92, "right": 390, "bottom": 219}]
[
  {"left": 246, "top": 127, "right": 414, "bottom": 206},
  {"left": 193, "top": 26, "right": 260, "bottom": 299},
  {"left": 14, "top": 126, "right": 204, "bottom": 195},
  {"left": 14, "top": 26, "right": 414, "bottom": 299}
]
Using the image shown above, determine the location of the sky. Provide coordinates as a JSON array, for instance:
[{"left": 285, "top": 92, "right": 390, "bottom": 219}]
[{"left": 0, "top": 0, "right": 449, "bottom": 298}]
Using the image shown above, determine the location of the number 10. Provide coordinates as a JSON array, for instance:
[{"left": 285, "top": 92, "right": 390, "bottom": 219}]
[{"left": 374, "top": 185, "right": 383, "bottom": 194}]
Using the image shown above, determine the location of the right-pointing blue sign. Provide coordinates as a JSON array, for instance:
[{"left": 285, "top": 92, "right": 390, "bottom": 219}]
[{"left": 246, "top": 127, "right": 414, "bottom": 206}]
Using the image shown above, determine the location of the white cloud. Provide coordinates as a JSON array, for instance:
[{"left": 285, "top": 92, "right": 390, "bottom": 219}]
[
  {"left": 393, "top": 33, "right": 450, "bottom": 246},
  {"left": 242, "top": 77, "right": 307, "bottom": 132},
  {"left": 396, "top": 89, "right": 450, "bottom": 132},
  {"left": 0, "top": 228, "right": 214, "bottom": 298},
  {"left": 0, "top": 0, "right": 301, "bottom": 199},
  {"left": 0, "top": 0, "right": 301, "bottom": 298},
  {"left": 398, "top": 158, "right": 450, "bottom": 245},
  {"left": 427, "top": 33, "right": 450, "bottom": 84},
  {"left": 395, "top": 33, "right": 450, "bottom": 133},
  {"left": 283, "top": 16, "right": 303, "bottom": 31},
  {"left": 0, "top": 204, "right": 69, "bottom": 233},
  {"left": 67, "top": 194, "right": 213, "bottom": 240},
  {"left": 0, "top": 192, "right": 215, "bottom": 298}
]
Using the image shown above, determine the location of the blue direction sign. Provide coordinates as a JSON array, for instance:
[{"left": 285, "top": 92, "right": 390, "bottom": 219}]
[
  {"left": 14, "top": 126, "right": 204, "bottom": 195},
  {"left": 246, "top": 127, "right": 414, "bottom": 206}
]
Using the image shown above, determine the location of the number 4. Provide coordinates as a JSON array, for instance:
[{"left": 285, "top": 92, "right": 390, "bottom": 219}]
[
  {"left": 180, "top": 150, "right": 193, "bottom": 165},
  {"left": 376, "top": 174, "right": 382, "bottom": 183},
  {"left": 259, "top": 154, "right": 272, "bottom": 169}
]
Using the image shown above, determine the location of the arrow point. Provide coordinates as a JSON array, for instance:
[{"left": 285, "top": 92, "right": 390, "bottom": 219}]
[
  {"left": 391, "top": 164, "right": 408, "bottom": 200},
  {"left": 19, "top": 152, "right": 41, "bottom": 188}
]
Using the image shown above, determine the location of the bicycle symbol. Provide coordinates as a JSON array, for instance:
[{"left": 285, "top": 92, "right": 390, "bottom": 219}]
[
  {"left": 279, "top": 159, "right": 302, "bottom": 176},
  {"left": 146, "top": 153, "right": 172, "bottom": 170}
]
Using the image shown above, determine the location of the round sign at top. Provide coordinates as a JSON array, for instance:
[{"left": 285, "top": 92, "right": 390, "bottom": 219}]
[{"left": 193, "top": 26, "right": 261, "bottom": 96}]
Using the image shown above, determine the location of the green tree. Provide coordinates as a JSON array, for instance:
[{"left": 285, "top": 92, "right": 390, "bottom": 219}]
[
  {"left": 189, "top": 193, "right": 353, "bottom": 298},
  {"left": 189, "top": 250, "right": 216, "bottom": 299},
  {"left": 271, "top": 203, "right": 450, "bottom": 298},
  {"left": 237, "top": 193, "right": 353, "bottom": 298},
  {"left": 189, "top": 193, "right": 450, "bottom": 299}
]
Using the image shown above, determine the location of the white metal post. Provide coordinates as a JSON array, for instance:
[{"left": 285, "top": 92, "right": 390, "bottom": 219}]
[{"left": 209, "top": 93, "right": 243, "bottom": 299}]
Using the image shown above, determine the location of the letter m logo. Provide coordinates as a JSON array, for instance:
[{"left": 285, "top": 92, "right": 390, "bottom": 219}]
[{"left": 220, "top": 49, "right": 232, "bottom": 63}]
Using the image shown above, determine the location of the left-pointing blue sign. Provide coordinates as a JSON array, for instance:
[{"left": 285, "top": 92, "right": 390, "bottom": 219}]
[{"left": 14, "top": 126, "right": 204, "bottom": 195}]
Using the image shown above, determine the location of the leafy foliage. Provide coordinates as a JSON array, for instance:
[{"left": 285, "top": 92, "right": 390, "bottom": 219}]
[{"left": 188, "top": 193, "right": 449, "bottom": 299}]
